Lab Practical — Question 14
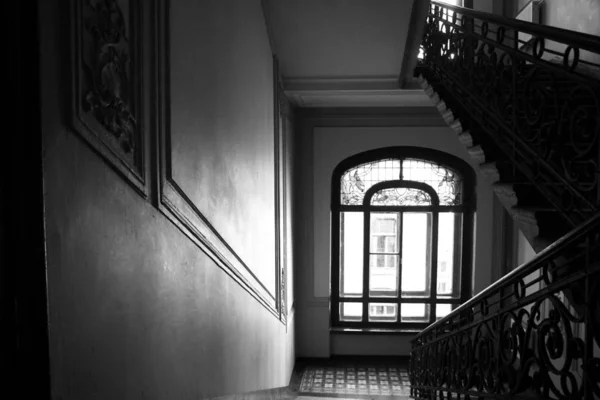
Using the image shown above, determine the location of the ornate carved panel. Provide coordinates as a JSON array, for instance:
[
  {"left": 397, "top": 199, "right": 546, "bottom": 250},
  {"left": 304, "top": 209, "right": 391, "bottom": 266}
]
[{"left": 70, "top": 0, "right": 146, "bottom": 194}]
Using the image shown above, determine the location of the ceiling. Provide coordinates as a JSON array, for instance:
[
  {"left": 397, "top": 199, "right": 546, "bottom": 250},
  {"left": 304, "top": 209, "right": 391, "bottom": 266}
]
[{"left": 262, "top": 0, "right": 431, "bottom": 107}]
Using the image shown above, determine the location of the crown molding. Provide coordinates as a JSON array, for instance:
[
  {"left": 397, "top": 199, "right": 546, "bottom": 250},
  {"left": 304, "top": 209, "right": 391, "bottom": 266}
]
[
  {"left": 285, "top": 88, "right": 432, "bottom": 108},
  {"left": 295, "top": 106, "right": 446, "bottom": 126},
  {"left": 283, "top": 75, "right": 401, "bottom": 91}
]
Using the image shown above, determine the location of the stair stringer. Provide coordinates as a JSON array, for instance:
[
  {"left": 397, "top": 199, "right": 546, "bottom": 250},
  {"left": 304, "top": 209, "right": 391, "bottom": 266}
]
[{"left": 418, "top": 74, "right": 549, "bottom": 253}]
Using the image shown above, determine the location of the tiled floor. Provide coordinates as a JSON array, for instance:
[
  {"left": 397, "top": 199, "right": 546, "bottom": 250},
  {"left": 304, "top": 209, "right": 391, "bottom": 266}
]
[
  {"left": 298, "top": 366, "right": 410, "bottom": 397},
  {"left": 208, "top": 357, "right": 411, "bottom": 399},
  {"left": 288, "top": 357, "right": 411, "bottom": 399}
]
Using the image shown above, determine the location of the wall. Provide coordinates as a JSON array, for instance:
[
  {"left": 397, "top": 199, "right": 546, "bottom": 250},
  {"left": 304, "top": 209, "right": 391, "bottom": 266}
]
[
  {"left": 170, "top": 0, "right": 276, "bottom": 294},
  {"left": 39, "top": 0, "right": 294, "bottom": 398},
  {"left": 502, "top": 0, "right": 600, "bottom": 36},
  {"left": 542, "top": 0, "right": 600, "bottom": 65},
  {"left": 503, "top": 0, "right": 600, "bottom": 65},
  {"left": 472, "top": 0, "right": 494, "bottom": 14},
  {"left": 294, "top": 110, "right": 496, "bottom": 357},
  {"left": 542, "top": 0, "right": 600, "bottom": 36},
  {"left": 516, "top": 231, "right": 537, "bottom": 267}
]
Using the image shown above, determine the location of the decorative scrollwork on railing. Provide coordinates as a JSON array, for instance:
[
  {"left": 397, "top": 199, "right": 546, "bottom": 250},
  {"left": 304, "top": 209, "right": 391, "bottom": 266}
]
[
  {"left": 409, "top": 213, "right": 600, "bottom": 400},
  {"left": 416, "top": 1, "right": 600, "bottom": 226}
]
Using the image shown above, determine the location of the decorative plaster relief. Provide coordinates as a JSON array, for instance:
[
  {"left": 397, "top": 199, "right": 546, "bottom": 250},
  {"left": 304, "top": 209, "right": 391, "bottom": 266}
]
[{"left": 71, "top": 0, "right": 146, "bottom": 194}]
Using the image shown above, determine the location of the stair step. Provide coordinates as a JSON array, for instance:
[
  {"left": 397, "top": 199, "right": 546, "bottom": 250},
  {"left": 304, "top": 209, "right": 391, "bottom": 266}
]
[
  {"left": 467, "top": 145, "right": 485, "bottom": 164},
  {"left": 457, "top": 131, "right": 473, "bottom": 147},
  {"left": 449, "top": 119, "right": 463, "bottom": 134},
  {"left": 479, "top": 161, "right": 500, "bottom": 182},
  {"left": 511, "top": 207, "right": 538, "bottom": 221},
  {"left": 492, "top": 182, "right": 515, "bottom": 191}
]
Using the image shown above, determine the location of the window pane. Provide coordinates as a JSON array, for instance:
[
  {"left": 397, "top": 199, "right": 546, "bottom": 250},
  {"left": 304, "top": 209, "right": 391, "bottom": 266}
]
[
  {"left": 370, "top": 234, "right": 400, "bottom": 254},
  {"left": 436, "top": 304, "right": 454, "bottom": 320},
  {"left": 340, "top": 212, "right": 363, "bottom": 297},
  {"left": 369, "top": 213, "right": 399, "bottom": 297},
  {"left": 401, "top": 212, "right": 432, "bottom": 297},
  {"left": 369, "top": 303, "right": 398, "bottom": 322},
  {"left": 371, "top": 213, "right": 398, "bottom": 235},
  {"left": 401, "top": 303, "right": 430, "bottom": 323},
  {"left": 370, "top": 213, "right": 399, "bottom": 253},
  {"left": 437, "top": 213, "right": 462, "bottom": 298},
  {"left": 340, "top": 303, "right": 363, "bottom": 322},
  {"left": 369, "top": 255, "right": 399, "bottom": 297}
]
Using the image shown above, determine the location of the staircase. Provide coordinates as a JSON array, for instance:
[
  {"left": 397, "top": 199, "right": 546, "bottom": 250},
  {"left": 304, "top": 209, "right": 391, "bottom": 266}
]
[
  {"left": 409, "top": 2, "right": 600, "bottom": 399},
  {"left": 413, "top": 1, "right": 600, "bottom": 253}
]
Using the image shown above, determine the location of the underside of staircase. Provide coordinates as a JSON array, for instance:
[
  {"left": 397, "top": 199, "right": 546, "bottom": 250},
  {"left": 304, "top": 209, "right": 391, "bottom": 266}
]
[{"left": 417, "top": 74, "right": 573, "bottom": 253}]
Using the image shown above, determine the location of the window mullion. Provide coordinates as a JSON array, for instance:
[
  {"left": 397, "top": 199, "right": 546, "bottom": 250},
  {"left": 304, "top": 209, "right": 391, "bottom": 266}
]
[
  {"left": 398, "top": 211, "right": 404, "bottom": 325},
  {"left": 430, "top": 211, "right": 439, "bottom": 323},
  {"left": 362, "top": 210, "right": 370, "bottom": 325},
  {"left": 393, "top": 211, "right": 402, "bottom": 328},
  {"left": 399, "top": 157, "right": 404, "bottom": 180},
  {"left": 452, "top": 212, "right": 462, "bottom": 301},
  {"left": 461, "top": 210, "right": 475, "bottom": 303},
  {"left": 333, "top": 212, "right": 342, "bottom": 324}
]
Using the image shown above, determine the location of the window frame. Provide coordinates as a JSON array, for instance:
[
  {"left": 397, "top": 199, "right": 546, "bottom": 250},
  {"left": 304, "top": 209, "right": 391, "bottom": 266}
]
[{"left": 330, "top": 147, "right": 476, "bottom": 332}]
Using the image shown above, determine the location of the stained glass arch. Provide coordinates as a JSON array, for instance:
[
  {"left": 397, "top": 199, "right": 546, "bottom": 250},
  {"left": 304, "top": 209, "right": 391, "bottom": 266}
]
[
  {"left": 371, "top": 187, "right": 431, "bottom": 206},
  {"left": 340, "top": 158, "right": 462, "bottom": 206}
]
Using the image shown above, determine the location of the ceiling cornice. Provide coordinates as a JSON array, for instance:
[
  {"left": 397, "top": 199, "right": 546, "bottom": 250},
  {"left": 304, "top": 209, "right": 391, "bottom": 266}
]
[
  {"left": 285, "top": 88, "right": 432, "bottom": 108},
  {"left": 295, "top": 106, "right": 447, "bottom": 126},
  {"left": 283, "top": 76, "right": 400, "bottom": 91}
]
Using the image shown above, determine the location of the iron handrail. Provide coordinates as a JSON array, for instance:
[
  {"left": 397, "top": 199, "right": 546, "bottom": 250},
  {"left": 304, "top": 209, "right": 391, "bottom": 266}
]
[{"left": 411, "top": 3, "right": 600, "bottom": 399}]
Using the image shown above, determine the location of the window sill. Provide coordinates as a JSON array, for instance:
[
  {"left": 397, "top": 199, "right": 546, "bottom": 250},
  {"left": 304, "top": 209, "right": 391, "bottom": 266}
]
[{"left": 330, "top": 327, "right": 422, "bottom": 335}]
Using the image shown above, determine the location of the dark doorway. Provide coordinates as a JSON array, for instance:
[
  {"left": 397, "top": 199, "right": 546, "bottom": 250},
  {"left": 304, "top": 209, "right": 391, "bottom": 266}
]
[{"left": 2, "top": 1, "right": 51, "bottom": 397}]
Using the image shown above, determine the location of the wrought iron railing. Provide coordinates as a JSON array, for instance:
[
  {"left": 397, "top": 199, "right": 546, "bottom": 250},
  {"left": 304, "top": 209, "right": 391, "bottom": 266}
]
[
  {"left": 409, "top": 212, "right": 600, "bottom": 399},
  {"left": 411, "top": 3, "right": 600, "bottom": 398},
  {"left": 416, "top": 1, "right": 600, "bottom": 228}
]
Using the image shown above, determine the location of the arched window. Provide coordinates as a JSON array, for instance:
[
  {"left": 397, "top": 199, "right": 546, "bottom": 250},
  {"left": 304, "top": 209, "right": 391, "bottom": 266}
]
[{"left": 331, "top": 147, "right": 475, "bottom": 330}]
